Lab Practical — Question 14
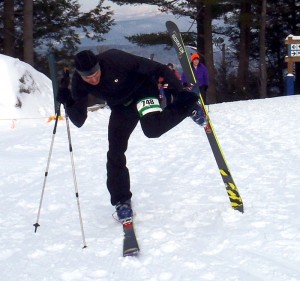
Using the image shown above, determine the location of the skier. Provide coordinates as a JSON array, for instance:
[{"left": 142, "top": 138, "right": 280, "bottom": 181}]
[
  {"left": 56, "top": 49, "right": 206, "bottom": 222},
  {"left": 181, "top": 53, "right": 209, "bottom": 104}
]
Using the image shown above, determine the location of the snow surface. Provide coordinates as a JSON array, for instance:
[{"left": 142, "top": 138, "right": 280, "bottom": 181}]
[{"left": 1, "top": 54, "right": 300, "bottom": 281}]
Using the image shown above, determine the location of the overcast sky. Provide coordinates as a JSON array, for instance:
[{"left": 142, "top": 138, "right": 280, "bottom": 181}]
[
  {"left": 79, "top": 0, "right": 161, "bottom": 20},
  {"left": 77, "top": 0, "right": 194, "bottom": 47}
]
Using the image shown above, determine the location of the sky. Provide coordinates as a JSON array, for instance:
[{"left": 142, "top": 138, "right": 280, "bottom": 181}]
[
  {"left": 77, "top": 0, "right": 194, "bottom": 47},
  {"left": 79, "top": 0, "right": 161, "bottom": 20},
  {"left": 1, "top": 55, "right": 300, "bottom": 280}
]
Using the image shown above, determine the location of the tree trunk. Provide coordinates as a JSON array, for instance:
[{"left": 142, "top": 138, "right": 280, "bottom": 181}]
[
  {"left": 23, "top": 0, "right": 34, "bottom": 65},
  {"left": 203, "top": 3, "right": 217, "bottom": 104},
  {"left": 3, "top": 0, "right": 15, "bottom": 57},
  {"left": 196, "top": 3, "right": 205, "bottom": 56},
  {"left": 236, "top": 2, "right": 251, "bottom": 97},
  {"left": 259, "top": 0, "right": 267, "bottom": 98}
]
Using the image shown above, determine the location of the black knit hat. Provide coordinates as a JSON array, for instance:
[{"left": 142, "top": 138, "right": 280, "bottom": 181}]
[{"left": 74, "top": 50, "right": 100, "bottom": 76}]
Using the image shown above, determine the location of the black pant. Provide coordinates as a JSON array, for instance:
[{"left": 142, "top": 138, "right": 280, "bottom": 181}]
[
  {"left": 106, "top": 102, "right": 139, "bottom": 205},
  {"left": 106, "top": 82, "right": 190, "bottom": 206}
]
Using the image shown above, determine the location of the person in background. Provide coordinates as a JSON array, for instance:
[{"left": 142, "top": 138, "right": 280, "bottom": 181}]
[
  {"left": 167, "top": 63, "right": 181, "bottom": 80},
  {"left": 160, "top": 63, "right": 181, "bottom": 106},
  {"left": 56, "top": 49, "right": 205, "bottom": 223},
  {"left": 181, "top": 53, "right": 209, "bottom": 104}
]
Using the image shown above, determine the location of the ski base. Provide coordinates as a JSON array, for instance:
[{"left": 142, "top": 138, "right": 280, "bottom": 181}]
[{"left": 122, "top": 219, "right": 139, "bottom": 257}]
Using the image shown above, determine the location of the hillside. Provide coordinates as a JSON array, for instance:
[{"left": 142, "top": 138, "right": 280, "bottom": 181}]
[{"left": 1, "top": 54, "right": 300, "bottom": 281}]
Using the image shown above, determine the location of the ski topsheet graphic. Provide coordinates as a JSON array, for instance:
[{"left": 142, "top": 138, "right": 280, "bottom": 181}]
[{"left": 166, "top": 21, "right": 244, "bottom": 213}]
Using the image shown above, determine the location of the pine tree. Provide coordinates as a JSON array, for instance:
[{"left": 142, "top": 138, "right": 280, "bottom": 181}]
[
  {"left": 0, "top": 0, "right": 114, "bottom": 70},
  {"left": 3, "top": 0, "right": 15, "bottom": 57},
  {"left": 23, "top": 0, "right": 33, "bottom": 65}
]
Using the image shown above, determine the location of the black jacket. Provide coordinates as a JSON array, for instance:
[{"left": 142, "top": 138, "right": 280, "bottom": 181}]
[{"left": 67, "top": 49, "right": 183, "bottom": 127}]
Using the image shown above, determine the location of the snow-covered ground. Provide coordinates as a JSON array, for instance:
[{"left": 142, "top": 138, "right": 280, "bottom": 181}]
[{"left": 1, "top": 54, "right": 300, "bottom": 281}]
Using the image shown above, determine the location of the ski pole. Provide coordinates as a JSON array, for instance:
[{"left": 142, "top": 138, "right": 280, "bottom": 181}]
[
  {"left": 65, "top": 113, "right": 87, "bottom": 249},
  {"left": 33, "top": 104, "right": 61, "bottom": 233},
  {"left": 59, "top": 66, "right": 87, "bottom": 248}
]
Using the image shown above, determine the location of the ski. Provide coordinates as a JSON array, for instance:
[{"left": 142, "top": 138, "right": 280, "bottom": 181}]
[
  {"left": 166, "top": 21, "right": 244, "bottom": 213},
  {"left": 122, "top": 219, "right": 139, "bottom": 257}
]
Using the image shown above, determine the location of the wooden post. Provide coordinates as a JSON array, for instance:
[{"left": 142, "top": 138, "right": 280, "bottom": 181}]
[{"left": 284, "top": 35, "right": 300, "bottom": 95}]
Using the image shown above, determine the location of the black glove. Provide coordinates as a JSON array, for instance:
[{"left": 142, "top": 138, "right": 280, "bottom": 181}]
[
  {"left": 56, "top": 87, "right": 74, "bottom": 106},
  {"left": 56, "top": 68, "right": 74, "bottom": 106},
  {"left": 60, "top": 68, "right": 70, "bottom": 88},
  {"left": 172, "top": 90, "right": 199, "bottom": 116},
  {"left": 182, "top": 82, "right": 194, "bottom": 91}
]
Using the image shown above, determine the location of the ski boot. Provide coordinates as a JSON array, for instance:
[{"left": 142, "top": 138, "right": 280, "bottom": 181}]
[
  {"left": 191, "top": 103, "right": 208, "bottom": 127},
  {"left": 116, "top": 200, "right": 133, "bottom": 223}
]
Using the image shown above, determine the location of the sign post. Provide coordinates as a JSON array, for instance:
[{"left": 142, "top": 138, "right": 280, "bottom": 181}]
[{"left": 285, "top": 35, "right": 300, "bottom": 95}]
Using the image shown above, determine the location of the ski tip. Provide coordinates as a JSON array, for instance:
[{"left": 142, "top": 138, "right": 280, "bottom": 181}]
[{"left": 165, "top": 20, "right": 175, "bottom": 28}]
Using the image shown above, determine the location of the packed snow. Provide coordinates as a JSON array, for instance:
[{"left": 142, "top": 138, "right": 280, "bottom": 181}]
[{"left": 1, "top": 54, "right": 300, "bottom": 281}]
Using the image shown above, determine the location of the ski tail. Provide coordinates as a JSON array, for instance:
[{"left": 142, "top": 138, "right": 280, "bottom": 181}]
[
  {"left": 122, "top": 219, "right": 140, "bottom": 257},
  {"left": 200, "top": 94, "right": 243, "bottom": 212},
  {"left": 166, "top": 21, "right": 244, "bottom": 213}
]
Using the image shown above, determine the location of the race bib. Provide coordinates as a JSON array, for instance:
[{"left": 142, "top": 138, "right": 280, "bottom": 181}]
[{"left": 136, "top": 98, "right": 162, "bottom": 117}]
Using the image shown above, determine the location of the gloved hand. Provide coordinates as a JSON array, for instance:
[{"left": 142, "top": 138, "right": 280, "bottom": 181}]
[
  {"left": 56, "top": 87, "right": 72, "bottom": 105},
  {"left": 182, "top": 83, "right": 194, "bottom": 91},
  {"left": 56, "top": 68, "right": 74, "bottom": 106},
  {"left": 60, "top": 68, "right": 70, "bottom": 88},
  {"left": 173, "top": 90, "right": 199, "bottom": 116}
]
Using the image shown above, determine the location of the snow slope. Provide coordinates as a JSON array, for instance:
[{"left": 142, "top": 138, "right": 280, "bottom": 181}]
[
  {"left": 1, "top": 55, "right": 300, "bottom": 281},
  {"left": 0, "top": 55, "right": 54, "bottom": 120}
]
